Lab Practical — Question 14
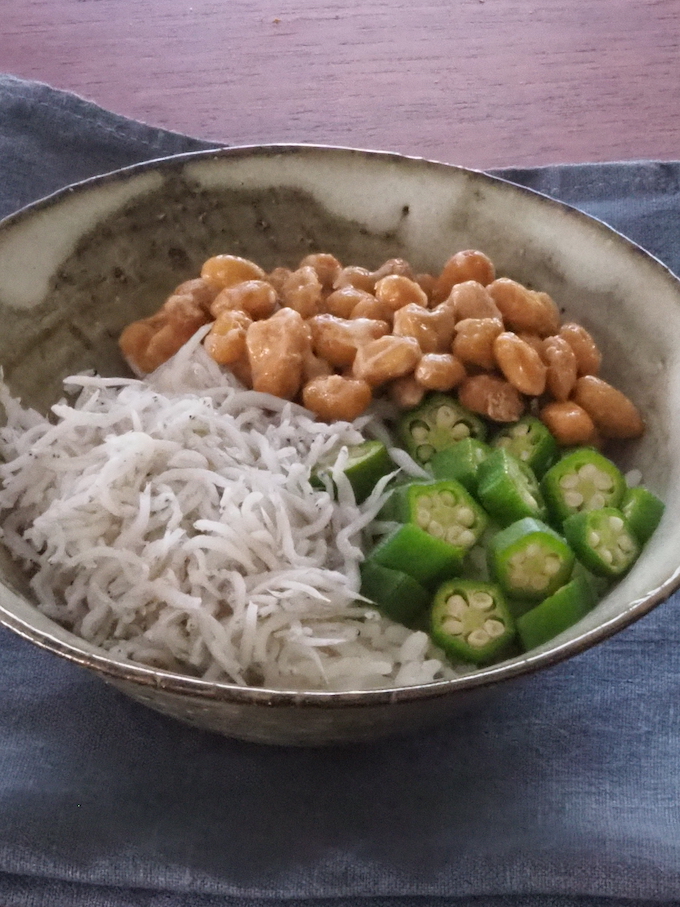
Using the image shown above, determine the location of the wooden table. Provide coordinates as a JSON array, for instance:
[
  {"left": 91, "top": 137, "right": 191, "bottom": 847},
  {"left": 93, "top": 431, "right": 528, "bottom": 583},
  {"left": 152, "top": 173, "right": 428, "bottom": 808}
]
[{"left": 3, "top": 0, "right": 680, "bottom": 171}]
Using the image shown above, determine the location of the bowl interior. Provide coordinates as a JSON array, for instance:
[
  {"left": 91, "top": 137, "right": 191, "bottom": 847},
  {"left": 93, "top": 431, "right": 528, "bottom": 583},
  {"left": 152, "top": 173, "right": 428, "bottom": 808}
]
[{"left": 0, "top": 145, "right": 678, "bottom": 698}]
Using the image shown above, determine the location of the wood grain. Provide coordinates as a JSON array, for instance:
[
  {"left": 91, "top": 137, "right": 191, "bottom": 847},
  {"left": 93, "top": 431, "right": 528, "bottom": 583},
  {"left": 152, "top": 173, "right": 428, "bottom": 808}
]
[{"left": 2, "top": 0, "right": 680, "bottom": 168}]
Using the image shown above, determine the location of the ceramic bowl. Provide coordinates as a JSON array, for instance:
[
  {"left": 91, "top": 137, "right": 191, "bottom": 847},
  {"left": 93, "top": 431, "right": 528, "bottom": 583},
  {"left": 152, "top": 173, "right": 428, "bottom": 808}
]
[{"left": 0, "top": 146, "right": 678, "bottom": 745}]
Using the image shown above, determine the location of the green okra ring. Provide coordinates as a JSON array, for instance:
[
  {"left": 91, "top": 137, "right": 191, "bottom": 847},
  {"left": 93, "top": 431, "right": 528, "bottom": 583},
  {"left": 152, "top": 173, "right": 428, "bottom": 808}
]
[
  {"left": 430, "top": 438, "right": 492, "bottom": 495},
  {"left": 387, "top": 479, "right": 488, "bottom": 553},
  {"left": 516, "top": 575, "right": 596, "bottom": 651},
  {"left": 492, "top": 415, "right": 558, "bottom": 478},
  {"left": 359, "top": 561, "right": 431, "bottom": 627},
  {"left": 312, "top": 439, "right": 394, "bottom": 504},
  {"left": 398, "top": 393, "right": 486, "bottom": 466},
  {"left": 477, "top": 448, "right": 547, "bottom": 527},
  {"left": 488, "top": 517, "right": 575, "bottom": 600},
  {"left": 563, "top": 507, "right": 640, "bottom": 578},
  {"left": 430, "top": 579, "right": 515, "bottom": 664},
  {"left": 541, "top": 448, "right": 626, "bottom": 524},
  {"left": 367, "top": 522, "right": 463, "bottom": 586},
  {"left": 620, "top": 486, "right": 665, "bottom": 545}
]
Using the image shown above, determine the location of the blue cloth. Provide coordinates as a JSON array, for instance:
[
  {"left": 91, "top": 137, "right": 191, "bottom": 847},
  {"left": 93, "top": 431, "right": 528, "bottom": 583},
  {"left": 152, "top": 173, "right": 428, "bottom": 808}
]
[{"left": 1, "top": 73, "right": 680, "bottom": 907}]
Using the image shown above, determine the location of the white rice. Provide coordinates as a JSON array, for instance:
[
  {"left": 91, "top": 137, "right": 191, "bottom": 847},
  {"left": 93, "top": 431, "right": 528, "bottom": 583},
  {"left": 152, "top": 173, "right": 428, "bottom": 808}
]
[{"left": 0, "top": 331, "right": 458, "bottom": 690}]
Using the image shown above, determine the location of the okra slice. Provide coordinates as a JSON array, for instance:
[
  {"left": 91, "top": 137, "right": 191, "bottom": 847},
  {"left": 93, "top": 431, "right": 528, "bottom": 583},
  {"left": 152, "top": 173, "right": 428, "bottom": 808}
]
[
  {"left": 398, "top": 393, "right": 487, "bottom": 466},
  {"left": 516, "top": 575, "right": 596, "bottom": 651},
  {"left": 563, "top": 507, "right": 640, "bottom": 578},
  {"left": 541, "top": 448, "right": 626, "bottom": 525},
  {"left": 492, "top": 416, "right": 558, "bottom": 478},
  {"left": 312, "top": 439, "right": 394, "bottom": 504},
  {"left": 488, "top": 517, "right": 575, "bottom": 600},
  {"left": 477, "top": 449, "right": 547, "bottom": 527},
  {"left": 430, "top": 579, "right": 515, "bottom": 665},
  {"left": 430, "top": 438, "right": 492, "bottom": 495},
  {"left": 620, "top": 486, "right": 665, "bottom": 545},
  {"left": 368, "top": 523, "right": 462, "bottom": 586},
  {"left": 359, "top": 561, "right": 432, "bottom": 627},
  {"left": 571, "top": 559, "right": 612, "bottom": 600},
  {"left": 388, "top": 479, "right": 488, "bottom": 553}
]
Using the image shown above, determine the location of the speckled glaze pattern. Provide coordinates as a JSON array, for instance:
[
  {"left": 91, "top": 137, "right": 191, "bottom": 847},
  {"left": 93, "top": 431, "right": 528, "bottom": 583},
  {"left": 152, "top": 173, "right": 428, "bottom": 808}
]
[{"left": 0, "top": 145, "right": 679, "bottom": 745}]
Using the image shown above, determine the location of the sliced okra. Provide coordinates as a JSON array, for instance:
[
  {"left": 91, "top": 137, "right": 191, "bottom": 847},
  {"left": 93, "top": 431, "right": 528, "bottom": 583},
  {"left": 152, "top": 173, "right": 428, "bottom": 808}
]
[
  {"left": 388, "top": 479, "right": 488, "bottom": 554},
  {"left": 571, "top": 559, "right": 613, "bottom": 600},
  {"left": 477, "top": 449, "right": 547, "bottom": 527},
  {"left": 620, "top": 485, "right": 665, "bottom": 545},
  {"left": 488, "top": 517, "right": 575, "bottom": 600},
  {"left": 430, "top": 579, "right": 515, "bottom": 665},
  {"left": 492, "top": 415, "right": 558, "bottom": 478},
  {"left": 516, "top": 575, "right": 596, "bottom": 651},
  {"left": 311, "top": 439, "right": 394, "bottom": 504},
  {"left": 368, "top": 522, "right": 462, "bottom": 586},
  {"left": 563, "top": 507, "right": 640, "bottom": 578},
  {"left": 541, "top": 448, "right": 625, "bottom": 525},
  {"left": 359, "top": 561, "right": 432, "bottom": 627},
  {"left": 430, "top": 438, "right": 492, "bottom": 495},
  {"left": 398, "top": 393, "right": 487, "bottom": 467}
]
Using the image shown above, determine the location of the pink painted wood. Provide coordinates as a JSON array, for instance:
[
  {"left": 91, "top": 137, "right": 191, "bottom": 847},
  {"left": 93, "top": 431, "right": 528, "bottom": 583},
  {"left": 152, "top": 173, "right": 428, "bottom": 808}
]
[{"left": 2, "top": 0, "right": 680, "bottom": 169}]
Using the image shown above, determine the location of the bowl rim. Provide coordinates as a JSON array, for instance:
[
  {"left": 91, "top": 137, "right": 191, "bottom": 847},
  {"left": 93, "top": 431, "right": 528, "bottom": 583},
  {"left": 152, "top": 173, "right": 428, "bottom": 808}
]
[{"left": 1, "top": 141, "right": 679, "bottom": 707}]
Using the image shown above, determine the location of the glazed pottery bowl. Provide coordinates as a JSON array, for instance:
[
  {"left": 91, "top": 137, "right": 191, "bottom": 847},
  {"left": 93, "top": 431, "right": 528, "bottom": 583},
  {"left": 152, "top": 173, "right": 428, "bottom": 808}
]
[{"left": 0, "top": 145, "right": 678, "bottom": 745}]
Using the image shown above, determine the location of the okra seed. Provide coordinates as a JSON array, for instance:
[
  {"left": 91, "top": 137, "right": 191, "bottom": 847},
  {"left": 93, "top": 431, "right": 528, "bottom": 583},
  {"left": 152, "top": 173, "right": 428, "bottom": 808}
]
[
  {"left": 608, "top": 515, "right": 624, "bottom": 531},
  {"left": 446, "top": 595, "right": 468, "bottom": 618},
  {"left": 416, "top": 510, "right": 430, "bottom": 529},
  {"left": 618, "top": 536, "right": 635, "bottom": 553},
  {"left": 440, "top": 491, "right": 455, "bottom": 506},
  {"left": 467, "top": 628, "right": 491, "bottom": 647},
  {"left": 442, "top": 618, "right": 464, "bottom": 635},
  {"left": 564, "top": 490, "right": 584, "bottom": 507},
  {"left": 590, "top": 492, "right": 606, "bottom": 509},
  {"left": 526, "top": 543, "right": 540, "bottom": 558},
  {"left": 529, "top": 574, "right": 548, "bottom": 590},
  {"left": 543, "top": 555, "right": 561, "bottom": 576},
  {"left": 593, "top": 472, "right": 614, "bottom": 491},
  {"left": 559, "top": 474, "right": 579, "bottom": 489},
  {"left": 417, "top": 444, "right": 435, "bottom": 462},
  {"left": 601, "top": 548, "right": 614, "bottom": 564},
  {"left": 484, "top": 619, "right": 506, "bottom": 638},
  {"left": 436, "top": 406, "right": 456, "bottom": 428},
  {"left": 446, "top": 526, "right": 461, "bottom": 544},
  {"left": 429, "top": 520, "right": 444, "bottom": 538},
  {"left": 459, "top": 529, "right": 476, "bottom": 548},
  {"left": 514, "top": 423, "right": 530, "bottom": 437},
  {"left": 579, "top": 463, "right": 598, "bottom": 480},
  {"left": 456, "top": 506, "right": 475, "bottom": 527},
  {"left": 411, "top": 422, "right": 429, "bottom": 442},
  {"left": 470, "top": 592, "right": 494, "bottom": 610},
  {"left": 451, "top": 423, "right": 471, "bottom": 440},
  {"left": 588, "top": 531, "right": 600, "bottom": 546}
]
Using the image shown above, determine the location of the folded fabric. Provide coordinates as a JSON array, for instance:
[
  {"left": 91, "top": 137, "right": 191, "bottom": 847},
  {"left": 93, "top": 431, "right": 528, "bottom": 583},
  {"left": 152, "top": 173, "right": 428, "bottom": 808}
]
[{"left": 1, "top": 74, "right": 680, "bottom": 907}]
